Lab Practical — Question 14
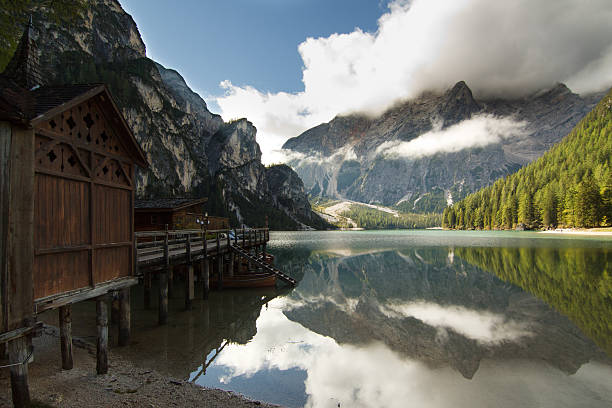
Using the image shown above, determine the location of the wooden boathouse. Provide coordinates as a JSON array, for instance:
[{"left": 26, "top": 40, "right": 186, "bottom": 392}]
[
  {"left": 134, "top": 198, "right": 229, "bottom": 231},
  {"left": 1, "top": 21, "right": 148, "bottom": 406}
]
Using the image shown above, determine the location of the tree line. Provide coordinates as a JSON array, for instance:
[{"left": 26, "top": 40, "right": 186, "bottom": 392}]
[
  {"left": 341, "top": 205, "right": 442, "bottom": 229},
  {"left": 443, "top": 91, "right": 612, "bottom": 230}
]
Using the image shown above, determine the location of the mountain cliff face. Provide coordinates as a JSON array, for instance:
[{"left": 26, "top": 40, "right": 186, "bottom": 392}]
[
  {"left": 283, "top": 81, "right": 604, "bottom": 210},
  {"left": 15, "top": 0, "right": 323, "bottom": 229}
]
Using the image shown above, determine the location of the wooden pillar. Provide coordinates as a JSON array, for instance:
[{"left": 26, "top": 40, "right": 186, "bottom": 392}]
[
  {"left": 202, "top": 257, "right": 210, "bottom": 300},
  {"left": 118, "top": 288, "right": 131, "bottom": 346},
  {"left": 110, "top": 295, "right": 119, "bottom": 325},
  {"left": 159, "top": 271, "right": 169, "bottom": 325},
  {"left": 160, "top": 226, "right": 169, "bottom": 325},
  {"left": 217, "top": 256, "right": 223, "bottom": 290},
  {"left": 8, "top": 336, "right": 30, "bottom": 407},
  {"left": 143, "top": 270, "right": 152, "bottom": 309},
  {"left": 96, "top": 297, "right": 108, "bottom": 375},
  {"left": 168, "top": 266, "right": 174, "bottom": 298},
  {"left": 59, "top": 305, "right": 73, "bottom": 370},
  {"left": 228, "top": 252, "right": 235, "bottom": 278},
  {"left": 185, "top": 265, "right": 194, "bottom": 310},
  {"left": 185, "top": 233, "right": 193, "bottom": 309}
]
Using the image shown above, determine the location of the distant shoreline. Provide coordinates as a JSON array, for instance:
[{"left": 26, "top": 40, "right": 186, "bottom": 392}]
[{"left": 538, "top": 228, "right": 612, "bottom": 236}]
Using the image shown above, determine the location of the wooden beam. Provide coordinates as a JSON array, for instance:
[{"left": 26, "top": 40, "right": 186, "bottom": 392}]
[
  {"left": 59, "top": 305, "right": 73, "bottom": 370},
  {"left": 96, "top": 297, "right": 108, "bottom": 375},
  {"left": 35, "top": 277, "right": 138, "bottom": 313},
  {"left": 118, "top": 288, "right": 130, "bottom": 346}
]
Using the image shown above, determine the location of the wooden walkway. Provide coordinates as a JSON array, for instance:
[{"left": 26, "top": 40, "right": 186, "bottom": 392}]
[
  {"left": 133, "top": 227, "right": 295, "bottom": 326},
  {"left": 135, "top": 228, "right": 268, "bottom": 268}
]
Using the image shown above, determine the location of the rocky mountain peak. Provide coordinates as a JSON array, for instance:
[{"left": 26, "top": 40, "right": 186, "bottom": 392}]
[{"left": 439, "top": 80, "right": 482, "bottom": 125}]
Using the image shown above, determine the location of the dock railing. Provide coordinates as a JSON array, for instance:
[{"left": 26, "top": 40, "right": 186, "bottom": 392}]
[{"left": 134, "top": 227, "right": 269, "bottom": 269}]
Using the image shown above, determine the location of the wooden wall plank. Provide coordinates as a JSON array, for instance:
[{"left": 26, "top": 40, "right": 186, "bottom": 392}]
[
  {"left": 0, "top": 122, "right": 11, "bottom": 333},
  {"left": 33, "top": 251, "right": 89, "bottom": 300},
  {"left": 93, "top": 246, "right": 130, "bottom": 284},
  {"left": 6, "top": 127, "right": 35, "bottom": 330}
]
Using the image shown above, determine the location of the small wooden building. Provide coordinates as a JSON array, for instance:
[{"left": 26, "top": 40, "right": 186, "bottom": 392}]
[
  {"left": 134, "top": 198, "right": 228, "bottom": 231},
  {"left": 0, "top": 21, "right": 148, "bottom": 406}
]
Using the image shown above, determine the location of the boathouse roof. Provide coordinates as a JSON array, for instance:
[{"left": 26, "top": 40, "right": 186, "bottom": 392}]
[
  {"left": 0, "top": 21, "right": 149, "bottom": 168},
  {"left": 134, "top": 198, "right": 208, "bottom": 211}
]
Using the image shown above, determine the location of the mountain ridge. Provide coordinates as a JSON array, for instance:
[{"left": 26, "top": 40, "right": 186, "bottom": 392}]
[{"left": 283, "top": 81, "right": 605, "bottom": 211}]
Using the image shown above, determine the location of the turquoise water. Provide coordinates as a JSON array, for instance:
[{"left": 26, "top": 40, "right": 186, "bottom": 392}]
[{"left": 123, "top": 230, "right": 612, "bottom": 407}]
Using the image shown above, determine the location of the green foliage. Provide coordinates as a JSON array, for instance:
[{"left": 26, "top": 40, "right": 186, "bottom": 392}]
[
  {"left": 395, "top": 188, "right": 448, "bottom": 214},
  {"left": 445, "top": 90, "right": 612, "bottom": 230},
  {"left": 457, "top": 246, "right": 612, "bottom": 356},
  {"left": 341, "top": 205, "right": 442, "bottom": 229}
]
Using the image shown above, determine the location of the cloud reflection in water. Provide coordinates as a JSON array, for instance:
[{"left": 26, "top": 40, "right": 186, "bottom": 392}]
[
  {"left": 194, "top": 297, "right": 612, "bottom": 408},
  {"left": 380, "top": 301, "right": 533, "bottom": 344}
]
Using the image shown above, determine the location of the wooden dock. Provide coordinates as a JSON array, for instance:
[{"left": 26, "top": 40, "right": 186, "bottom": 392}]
[{"left": 130, "top": 226, "right": 294, "bottom": 326}]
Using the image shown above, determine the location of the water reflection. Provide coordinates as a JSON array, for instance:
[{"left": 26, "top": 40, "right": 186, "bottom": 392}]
[{"left": 120, "top": 231, "right": 612, "bottom": 407}]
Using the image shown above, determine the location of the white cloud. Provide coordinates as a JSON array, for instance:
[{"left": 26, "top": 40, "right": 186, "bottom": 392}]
[
  {"left": 380, "top": 301, "right": 532, "bottom": 344},
  {"left": 375, "top": 115, "right": 528, "bottom": 158},
  {"left": 216, "top": 0, "right": 612, "bottom": 163}
]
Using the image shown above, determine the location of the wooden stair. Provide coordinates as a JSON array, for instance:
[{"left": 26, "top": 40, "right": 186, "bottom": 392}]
[{"left": 230, "top": 244, "right": 297, "bottom": 287}]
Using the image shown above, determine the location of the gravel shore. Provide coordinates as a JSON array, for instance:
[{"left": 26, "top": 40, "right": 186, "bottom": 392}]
[{"left": 0, "top": 326, "right": 280, "bottom": 407}]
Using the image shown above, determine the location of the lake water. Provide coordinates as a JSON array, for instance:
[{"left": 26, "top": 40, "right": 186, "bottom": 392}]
[{"left": 118, "top": 230, "right": 612, "bottom": 407}]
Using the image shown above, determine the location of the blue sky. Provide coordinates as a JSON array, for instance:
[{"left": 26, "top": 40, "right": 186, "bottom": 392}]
[{"left": 121, "top": 0, "right": 391, "bottom": 101}]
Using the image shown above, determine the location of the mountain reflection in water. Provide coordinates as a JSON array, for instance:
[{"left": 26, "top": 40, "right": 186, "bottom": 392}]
[{"left": 120, "top": 231, "right": 612, "bottom": 408}]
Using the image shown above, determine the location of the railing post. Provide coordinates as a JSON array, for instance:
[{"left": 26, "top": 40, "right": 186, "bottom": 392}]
[
  {"left": 216, "top": 231, "right": 220, "bottom": 254},
  {"left": 242, "top": 227, "right": 245, "bottom": 247},
  {"left": 226, "top": 230, "right": 230, "bottom": 249}
]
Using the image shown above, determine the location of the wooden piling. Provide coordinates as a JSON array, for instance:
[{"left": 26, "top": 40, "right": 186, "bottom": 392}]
[
  {"left": 110, "top": 296, "right": 119, "bottom": 325},
  {"left": 202, "top": 258, "right": 210, "bottom": 300},
  {"left": 59, "top": 305, "right": 73, "bottom": 370},
  {"left": 96, "top": 297, "right": 108, "bottom": 375},
  {"left": 118, "top": 288, "right": 131, "bottom": 346},
  {"left": 9, "top": 336, "right": 30, "bottom": 407},
  {"left": 168, "top": 266, "right": 174, "bottom": 298},
  {"left": 228, "top": 252, "right": 235, "bottom": 278},
  {"left": 217, "top": 256, "right": 224, "bottom": 290},
  {"left": 143, "top": 270, "right": 152, "bottom": 309},
  {"left": 160, "top": 226, "right": 169, "bottom": 325},
  {"left": 185, "top": 265, "right": 194, "bottom": 310},
  {"left": 159, "top": 271, "right": 169, "bottom": 325}
]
